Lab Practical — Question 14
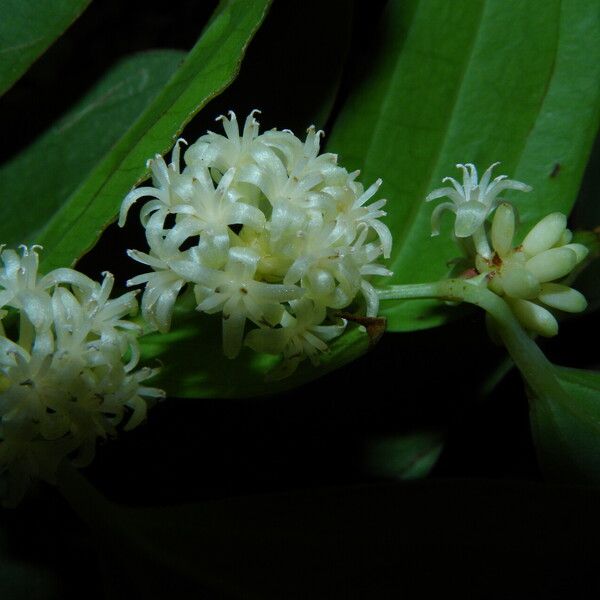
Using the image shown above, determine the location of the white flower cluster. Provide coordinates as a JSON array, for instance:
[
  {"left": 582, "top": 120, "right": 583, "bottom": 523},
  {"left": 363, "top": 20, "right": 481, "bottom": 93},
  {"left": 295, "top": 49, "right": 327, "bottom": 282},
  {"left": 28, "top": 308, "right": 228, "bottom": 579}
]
[
  {"left": 120, "top": 111, "right": 392, "bottom": 374},
  {"left": 427, "top": 164, "right": 588, "bottom": 336},
  {"left": 0, "top": 245, "right": 164, "bottom": 506}
]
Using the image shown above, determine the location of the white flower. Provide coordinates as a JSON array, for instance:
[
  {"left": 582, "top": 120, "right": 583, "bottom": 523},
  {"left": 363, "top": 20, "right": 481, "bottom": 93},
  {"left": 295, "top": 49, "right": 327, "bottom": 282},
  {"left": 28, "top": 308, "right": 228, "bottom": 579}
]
[
  {"left": 426, "top": 163, "right": 531, "bottom": 243},
  {"left": 42, "top": 269, "right": 140, "bottom": 351},
  {"left": 173, "top": 247, "right": 303, "bottom": 358},
  {"left": 121, "top": 111, "right": 392, "bottom": 370},
  {"left": 170, "top": 166, "right": 266, "bottom": 259},
  {"left": 118, "top": 139, "right": 193, "bottom": 227},
  {"left": 477, "top": 203, "right": 588, "bottom": 336},
  {"left": 237, "top": 142, "right": 328, "bottom": 211},
  {"left": 126, "top": 211, "right": 190, "bottom": 333},
  {"left": 0, "top": 246, "right": 164, "bottom": 506},
  {"left": 326, "top": 176, "right": 392, "bottom": 259},
  {"left": 0, "top": 245, "right": 53, "bottom": 331},
  {"left": 185, "top": 110, "right": 262, "bottom": 174},
  {"left": 245, "top": 298, "right": 346, "bottom": 379}
]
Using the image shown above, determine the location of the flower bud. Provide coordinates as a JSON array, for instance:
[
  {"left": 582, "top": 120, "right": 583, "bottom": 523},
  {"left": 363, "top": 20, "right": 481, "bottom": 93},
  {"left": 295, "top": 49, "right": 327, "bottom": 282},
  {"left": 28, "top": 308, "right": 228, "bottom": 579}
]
[
  {"left": 521, "top": 212, "right": 567, "bottom": 257},
  {"left": 537, "top": 283, "right": 587, "bottom": 313},
  {"left": 506, "top": 298, "right": 559, "bottom": 337},
  {"left": 500, "top": 266, "right": 540, "bottom": 300},
  {"left": 491, "top": 202, "right": 515, "bottom": 257},
  {"left": 525, "top": 247, "right": 578, "bottom": 282}
]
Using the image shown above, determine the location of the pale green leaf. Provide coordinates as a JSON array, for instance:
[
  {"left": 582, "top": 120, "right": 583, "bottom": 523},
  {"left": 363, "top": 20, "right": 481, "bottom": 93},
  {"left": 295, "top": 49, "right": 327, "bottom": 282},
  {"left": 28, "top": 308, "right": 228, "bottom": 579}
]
[
  {"left": 0, "top": 50, "right": 185, "bottom": 247},
  {"left": 326, "top": 0, "right": 600, "bottom": 332}
]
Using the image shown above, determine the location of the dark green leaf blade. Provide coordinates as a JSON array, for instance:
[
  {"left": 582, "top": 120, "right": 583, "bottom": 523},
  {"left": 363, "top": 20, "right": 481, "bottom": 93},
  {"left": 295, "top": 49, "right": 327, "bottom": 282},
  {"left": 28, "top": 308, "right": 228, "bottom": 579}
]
[
  {"left": 0, "top": 50, "right": 185, "bottom": 247},
  {"left": 363, "top": 430, "right": 444, "bottom": 480},
  {"left": 33, "top": 0, "right": 271, "bottom": 272},
  {"left": 326, "top": 0, "right": 600, "bottom": 332},
  {"left": 0, "top": 0, "right": 91, "bottom": 97},
  {"left": 58, "top": 465, "right": 600, "bottom": 599},
  {"left": 529, "top": 365, "right": 600, "bottom": 484}
]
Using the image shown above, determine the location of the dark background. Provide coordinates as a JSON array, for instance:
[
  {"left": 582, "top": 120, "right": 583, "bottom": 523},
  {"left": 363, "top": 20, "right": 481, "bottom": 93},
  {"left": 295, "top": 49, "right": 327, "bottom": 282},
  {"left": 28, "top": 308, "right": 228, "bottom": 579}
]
[{"left": 0, "top": 1, "right": 599, "bottom": 598}]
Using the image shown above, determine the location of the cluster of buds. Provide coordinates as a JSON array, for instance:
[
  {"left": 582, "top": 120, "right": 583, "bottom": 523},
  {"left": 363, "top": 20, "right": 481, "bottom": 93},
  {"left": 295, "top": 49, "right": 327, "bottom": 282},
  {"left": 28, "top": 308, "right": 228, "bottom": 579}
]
[
  {"left": 120, "top": 111, "right": 392, "bottom": 376},
  {"left": 0, "top": 246, "right": 163, "bottom": 506},
  {"left": 427, "top": 164, "right": 588, "bottom": 337}
]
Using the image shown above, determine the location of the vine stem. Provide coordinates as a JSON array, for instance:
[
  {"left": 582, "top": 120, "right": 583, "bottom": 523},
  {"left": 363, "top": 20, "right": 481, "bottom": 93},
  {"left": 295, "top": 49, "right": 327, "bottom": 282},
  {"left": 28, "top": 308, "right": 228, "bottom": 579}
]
[{"left": 377, "top": 280, "right": 570, "bottom": 408}]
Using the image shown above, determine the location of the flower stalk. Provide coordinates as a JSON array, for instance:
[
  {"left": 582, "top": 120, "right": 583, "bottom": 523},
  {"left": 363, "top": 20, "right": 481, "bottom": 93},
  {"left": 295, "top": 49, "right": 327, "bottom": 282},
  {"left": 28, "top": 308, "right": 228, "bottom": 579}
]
[{"left": 377, "top": 279, "right": 570, "bottom": 408}]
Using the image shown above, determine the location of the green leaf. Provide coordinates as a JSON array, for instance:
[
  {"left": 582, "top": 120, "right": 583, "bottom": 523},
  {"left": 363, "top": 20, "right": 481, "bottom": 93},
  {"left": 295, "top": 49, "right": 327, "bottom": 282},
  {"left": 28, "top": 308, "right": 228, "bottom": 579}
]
[
  {"left": 0, "top": 0, "right": 91, "bottom": 97},
  {"left": 326, "top": 0, "right": 600, "bottom": 332},
  {"left": 58, "top": 466, "right": 600, "bottom": 599},
  {"left": 0, "top": 50, "right": 185, "bottom": 248},
  {"left": 29, "top": 0, "right": 271, "bottom": 272},
  {"left": 529, "top": 365, "right": 600, "bottom": 484}
]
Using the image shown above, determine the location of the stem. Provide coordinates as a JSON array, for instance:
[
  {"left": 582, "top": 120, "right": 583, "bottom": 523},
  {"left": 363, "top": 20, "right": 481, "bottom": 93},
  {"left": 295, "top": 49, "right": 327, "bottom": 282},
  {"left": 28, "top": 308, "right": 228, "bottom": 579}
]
[
  {"left": 377, "top": 282, "right": 444, "bottom": 301},
  {"left": 378, "top": 279, "right": 570, "bottom": 406},
  {"left": 479, "top": 355, "right": 514, "bottom": 398}
]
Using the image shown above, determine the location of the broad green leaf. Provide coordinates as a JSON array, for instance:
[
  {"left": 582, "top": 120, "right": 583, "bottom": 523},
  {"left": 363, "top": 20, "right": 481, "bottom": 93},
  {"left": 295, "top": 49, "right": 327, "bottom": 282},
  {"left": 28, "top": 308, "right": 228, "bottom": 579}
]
[
  {"left": 326, "top": 0, "right": 600, "bottom": 332},
  {"left": 530, "top": 365, "right": 600, "bottom": 484},
  {"left": 0, "top": 0, "right": 91, "bottom": 97},
  {"left": 32, "top": 0, "right": 271, "bottom": 272},
  {"left": 0, "top": 50, "right": 185, "bottom": 247},
  {"left": 58, "top": 465, "right": 600, "bottom": 599}
]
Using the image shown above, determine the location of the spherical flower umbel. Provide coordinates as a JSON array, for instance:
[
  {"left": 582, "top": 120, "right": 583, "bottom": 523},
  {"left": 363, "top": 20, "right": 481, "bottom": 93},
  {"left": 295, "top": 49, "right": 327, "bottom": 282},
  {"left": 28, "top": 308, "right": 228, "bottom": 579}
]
[
  {"left": 120, "top": 111, "right": 392, "bottom": 375},
  {"left": 0, "top": 246, "right": 164, "bottom": 506}
]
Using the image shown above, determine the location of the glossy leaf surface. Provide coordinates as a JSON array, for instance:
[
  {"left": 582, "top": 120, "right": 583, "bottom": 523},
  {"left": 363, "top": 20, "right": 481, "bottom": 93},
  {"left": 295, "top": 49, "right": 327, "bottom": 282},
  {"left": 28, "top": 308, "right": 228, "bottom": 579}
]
[
  {"left": 0, "top": 50, "right": 185, "bottom": 247},
  {"left": 326, "top": 0, "right": 600, "bottom": 331}
]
